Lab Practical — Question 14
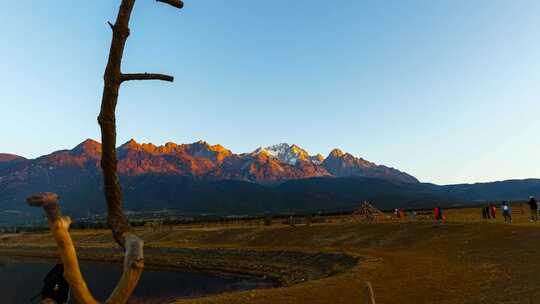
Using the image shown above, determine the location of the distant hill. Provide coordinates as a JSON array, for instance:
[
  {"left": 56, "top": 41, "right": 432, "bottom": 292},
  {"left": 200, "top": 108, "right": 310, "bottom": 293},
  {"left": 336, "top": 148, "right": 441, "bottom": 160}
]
[
  {"left": 276, "top": 177, "right": 540, "bottom": 210},
  {"left": 0, "top": 140, "right": 538, "bottom": 221},
  {"left": 0, "top": 153, "right": 26, "bottom": 170}
]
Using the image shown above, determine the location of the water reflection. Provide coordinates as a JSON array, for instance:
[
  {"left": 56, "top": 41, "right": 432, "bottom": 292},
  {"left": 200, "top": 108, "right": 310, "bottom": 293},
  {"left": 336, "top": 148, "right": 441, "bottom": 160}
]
[{"left": 0, "top": 257, "right": 274, "bottom": 304}]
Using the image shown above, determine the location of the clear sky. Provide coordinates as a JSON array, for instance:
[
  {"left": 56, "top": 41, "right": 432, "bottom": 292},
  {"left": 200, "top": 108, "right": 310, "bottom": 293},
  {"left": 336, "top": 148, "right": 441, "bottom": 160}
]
[{"left": 1, "top": 1, "right": 539, "bottom": 185}]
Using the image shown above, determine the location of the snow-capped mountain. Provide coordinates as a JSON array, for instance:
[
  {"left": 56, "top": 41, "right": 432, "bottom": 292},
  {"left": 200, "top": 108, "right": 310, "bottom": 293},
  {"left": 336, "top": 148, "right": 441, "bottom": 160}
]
[
  {"left": 252, "top": 143, "right": 323, "bottom": 165},
  {"left": 0, "top": 140, "right": 418, "bottom": 199},
  {"left": 0, "top": 139, "right": 423, "bottom": 216}
]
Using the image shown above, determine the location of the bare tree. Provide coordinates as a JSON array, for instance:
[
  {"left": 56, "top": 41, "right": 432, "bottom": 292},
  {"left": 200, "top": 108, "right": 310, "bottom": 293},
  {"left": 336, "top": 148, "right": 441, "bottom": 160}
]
[{"left": 27, "top": 1, "right": 183, "bottom": 303}]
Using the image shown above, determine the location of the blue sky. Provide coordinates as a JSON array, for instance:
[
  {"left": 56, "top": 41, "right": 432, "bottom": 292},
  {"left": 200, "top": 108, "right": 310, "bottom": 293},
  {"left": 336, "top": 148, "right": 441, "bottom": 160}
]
[{"left": 1, "top": 1, "right": 539, "bottom": 185}]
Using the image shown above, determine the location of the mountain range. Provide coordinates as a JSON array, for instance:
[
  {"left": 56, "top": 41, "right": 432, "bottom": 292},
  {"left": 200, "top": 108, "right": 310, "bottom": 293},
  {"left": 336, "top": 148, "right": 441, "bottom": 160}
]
[
  {"left": 1, "top": 139, "right": 539, "bottom": 221},
  {"left": 0, "top": 139, "right": 417, "bottom": 184}
]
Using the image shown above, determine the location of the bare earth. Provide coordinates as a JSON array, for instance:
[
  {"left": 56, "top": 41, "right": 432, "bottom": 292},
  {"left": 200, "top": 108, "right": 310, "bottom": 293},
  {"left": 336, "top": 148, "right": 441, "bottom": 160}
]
[{"left": 2, "top": 206, "right": 540, "bottom": 304}]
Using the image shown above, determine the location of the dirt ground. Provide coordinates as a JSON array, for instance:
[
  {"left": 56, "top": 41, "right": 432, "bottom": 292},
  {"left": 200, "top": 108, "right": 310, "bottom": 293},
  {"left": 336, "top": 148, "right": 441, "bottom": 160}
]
[{"left": 3, "top": 205, "right": 540, "bottom": 304}]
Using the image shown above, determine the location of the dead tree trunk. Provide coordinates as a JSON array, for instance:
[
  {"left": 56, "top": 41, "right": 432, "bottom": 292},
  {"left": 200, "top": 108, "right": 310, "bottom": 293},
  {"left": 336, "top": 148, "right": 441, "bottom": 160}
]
[
  {"left": 28, "top": 1, "right": 183, "bottom": 303},
  {"left": 98, "top": 0, "right": 180, "bottom": 247}
]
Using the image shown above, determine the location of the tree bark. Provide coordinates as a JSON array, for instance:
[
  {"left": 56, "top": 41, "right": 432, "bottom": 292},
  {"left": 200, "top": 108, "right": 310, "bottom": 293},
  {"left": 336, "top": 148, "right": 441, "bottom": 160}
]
[
  {"left": 98, "top": 0, "right": 179, "bottom": 247},
  {"left": 97, "top": 0, "right": 136, "bottom": 247}
]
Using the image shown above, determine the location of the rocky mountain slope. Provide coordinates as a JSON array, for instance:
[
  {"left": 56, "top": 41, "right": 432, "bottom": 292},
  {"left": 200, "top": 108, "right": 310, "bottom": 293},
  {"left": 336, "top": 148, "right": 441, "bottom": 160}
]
[
  {"left": 0, "top": 153, "right": 26, "bottom": 170},
  {"left": 0, "top": 139, "right": 415, "bottom": 184},
  {"left": 0, "top": 139, "right": 416, "bottom": 216},
  {"left": 2, "top": 139, "right": 537, "bottom": 219}
]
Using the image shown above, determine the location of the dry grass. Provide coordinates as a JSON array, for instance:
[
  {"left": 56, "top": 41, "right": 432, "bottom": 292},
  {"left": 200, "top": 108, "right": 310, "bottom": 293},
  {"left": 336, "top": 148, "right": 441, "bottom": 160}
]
[{"left": 3, "top": 205, "right": 540, "bottom": 303}]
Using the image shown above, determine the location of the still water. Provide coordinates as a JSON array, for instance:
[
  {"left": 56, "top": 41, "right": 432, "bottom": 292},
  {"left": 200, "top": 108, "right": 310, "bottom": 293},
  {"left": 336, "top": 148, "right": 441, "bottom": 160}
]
[{"left": 0, "top": 257, "right": 274, "bottom": 304}]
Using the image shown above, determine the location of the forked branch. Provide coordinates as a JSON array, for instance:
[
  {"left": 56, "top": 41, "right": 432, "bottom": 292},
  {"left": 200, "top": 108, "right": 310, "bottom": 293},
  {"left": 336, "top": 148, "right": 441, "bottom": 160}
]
[
  {"left": 27, "top": 194, "right": 145, "bottom": 304},
  {"left": 27, "top": 194, "right": 100, "bottom": 304}
]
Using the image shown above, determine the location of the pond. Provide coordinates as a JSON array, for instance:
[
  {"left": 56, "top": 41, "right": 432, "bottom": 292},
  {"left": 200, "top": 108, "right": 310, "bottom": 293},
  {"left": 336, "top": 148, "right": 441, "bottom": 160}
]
[{"left": 0, "top": 257, "right": 275, "bottom": 304}]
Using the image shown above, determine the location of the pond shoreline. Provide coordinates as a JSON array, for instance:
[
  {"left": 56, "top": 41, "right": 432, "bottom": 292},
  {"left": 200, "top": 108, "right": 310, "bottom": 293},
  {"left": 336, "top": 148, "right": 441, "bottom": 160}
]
[
  {"left": 0, "top": 245, "right": 359, "bottom": 287},
  {"left": 1, "top": 256, "right": 277, "bottom": 303},
  {"left": 0, "top": 250, "right": 279, "bottom": 285}
]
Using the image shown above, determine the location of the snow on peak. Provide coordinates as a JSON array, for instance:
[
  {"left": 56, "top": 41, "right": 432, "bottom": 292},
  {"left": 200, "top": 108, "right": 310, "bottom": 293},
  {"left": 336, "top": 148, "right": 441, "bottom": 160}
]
[
  {"left": 310, "top": 154, "right": 325, "bottom": 165},
  {"left": 253, "top": 143, "right": 318, "bottom": 165}
]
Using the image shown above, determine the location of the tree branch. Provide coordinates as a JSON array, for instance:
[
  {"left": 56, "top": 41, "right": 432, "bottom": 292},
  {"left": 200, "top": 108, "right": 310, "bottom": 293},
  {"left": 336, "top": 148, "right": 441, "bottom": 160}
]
[
  {"left": 156, "top": 0, "right": 184, "bottom": 9},
  {"left": 121, "top": 73, "right": 174, "bottom": 82},
  {"left": 27, "top": 194, "right": 145, "bottom": 304},
  {"left": 106, "top": 233, "right": 145, "bottom": 304},
  {"left": 27, "top": 194, "right": 100, "bottom": 304},
  {"left": 363, "top": 281, "right": 376, "bottom": 304}
]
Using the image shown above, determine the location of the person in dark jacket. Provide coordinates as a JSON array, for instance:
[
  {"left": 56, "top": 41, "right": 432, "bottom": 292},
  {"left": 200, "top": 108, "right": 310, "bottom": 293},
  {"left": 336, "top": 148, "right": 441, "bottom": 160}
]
[
  {"left": 482, "top": 205, "right": 491, "bottom": 221},
  {"left": 501, "top": 201, "right": 512, "bottom": 223},
  {"left": 528, "top": 196, "right": 538, "bottom": 223},
  {"left": 41, "top": 264, "right": 70, "bottom": 304}
]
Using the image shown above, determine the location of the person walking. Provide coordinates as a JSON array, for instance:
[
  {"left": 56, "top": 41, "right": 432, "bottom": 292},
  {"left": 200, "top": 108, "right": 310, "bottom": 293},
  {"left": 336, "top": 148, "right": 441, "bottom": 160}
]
[
  {"left": 484, "top": 205, "right": 492, "bottom": 220},
  {"left": 528, "top": 196, "right": 538, "bottom": 223},
  {"left": 439, "top": 207, "right": 446, "bottom": 223},
  {"left": 434, "top": 207, "right": 445, "bottom": 224},
  {"left": 490, "top": 204, "right": 497, "bottom": 220},
  {"left": 410, "top": 210, "right": 417, "bottom": 223},
  {"left": 501, "top": 201, "right": 512, "bottom": 223}
]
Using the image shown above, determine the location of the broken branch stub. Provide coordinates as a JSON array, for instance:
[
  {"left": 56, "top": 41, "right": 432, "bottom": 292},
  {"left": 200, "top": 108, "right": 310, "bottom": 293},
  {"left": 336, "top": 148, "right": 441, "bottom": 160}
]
[
  {"left": 26, "top": 192, "right": 61, "bottom": 220},
  {"left": 156, "top": 0, "right": 184, "bottom": 9},
  {"left": 121, "top": 73, "right": 174, "bottom": 82},
  {"left": 26, "top": 192, "right": 59, "bottom": 206}
]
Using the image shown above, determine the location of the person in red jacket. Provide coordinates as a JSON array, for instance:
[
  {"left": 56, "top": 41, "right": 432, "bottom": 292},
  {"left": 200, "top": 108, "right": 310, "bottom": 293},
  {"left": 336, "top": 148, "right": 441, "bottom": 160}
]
[
  {"left": 434, "top": 207, "right": 440, "bottom": 222},
  {"left": 490, "top": 204, "right": 497, "bottom": 220},
  {"left": 433, "top": 207, "right": 446, "bottom": 224}
]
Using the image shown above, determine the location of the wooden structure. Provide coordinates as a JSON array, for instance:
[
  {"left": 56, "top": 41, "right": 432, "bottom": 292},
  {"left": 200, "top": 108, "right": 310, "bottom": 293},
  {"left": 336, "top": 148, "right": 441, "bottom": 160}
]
[{"left": 352, "top": 201, "right": 383, "bottom": 222}]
